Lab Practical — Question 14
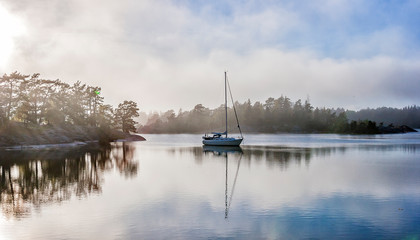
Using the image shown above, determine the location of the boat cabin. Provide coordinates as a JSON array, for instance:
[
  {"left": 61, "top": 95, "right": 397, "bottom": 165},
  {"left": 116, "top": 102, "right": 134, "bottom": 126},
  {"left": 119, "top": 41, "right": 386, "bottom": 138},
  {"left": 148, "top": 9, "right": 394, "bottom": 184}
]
[{"left": 203, "top": 132, "right": 225, "bottom": 140}]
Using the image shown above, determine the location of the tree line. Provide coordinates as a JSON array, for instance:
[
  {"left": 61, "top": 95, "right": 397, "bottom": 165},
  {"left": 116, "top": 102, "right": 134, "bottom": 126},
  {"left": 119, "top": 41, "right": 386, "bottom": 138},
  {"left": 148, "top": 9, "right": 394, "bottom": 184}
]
[
  {"left": 347, "top": 106, "right": 420, "bottom": 128},
  {"left": 139, "top": 96, "right": 381, "bottom": 134},
  {"left": 0, "top": 71, "right": 139, "bottom": 133}
]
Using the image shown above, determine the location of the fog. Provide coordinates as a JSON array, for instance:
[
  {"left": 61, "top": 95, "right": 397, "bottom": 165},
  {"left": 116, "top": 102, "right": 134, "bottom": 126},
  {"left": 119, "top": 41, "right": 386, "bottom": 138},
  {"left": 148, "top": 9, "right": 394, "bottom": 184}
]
[{"left": 1, "top": 0, "right": 419, "bottom": 111}]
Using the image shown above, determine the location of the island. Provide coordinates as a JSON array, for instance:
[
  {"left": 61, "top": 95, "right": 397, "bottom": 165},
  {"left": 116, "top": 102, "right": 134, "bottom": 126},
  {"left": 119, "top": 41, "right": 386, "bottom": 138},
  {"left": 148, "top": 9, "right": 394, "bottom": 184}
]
[{"left": 138, "top": 98, "right": 418, "bottom": 135}]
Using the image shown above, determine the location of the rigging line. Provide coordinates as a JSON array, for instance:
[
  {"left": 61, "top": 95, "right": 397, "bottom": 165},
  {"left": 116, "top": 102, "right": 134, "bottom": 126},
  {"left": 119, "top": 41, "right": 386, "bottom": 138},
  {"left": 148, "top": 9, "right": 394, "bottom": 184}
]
[
  {"left": 227, "top": 153, "right": 243, "bottom": 212},
  {"left": 226, "top": 77, "right": 243, "bottom": 138}
]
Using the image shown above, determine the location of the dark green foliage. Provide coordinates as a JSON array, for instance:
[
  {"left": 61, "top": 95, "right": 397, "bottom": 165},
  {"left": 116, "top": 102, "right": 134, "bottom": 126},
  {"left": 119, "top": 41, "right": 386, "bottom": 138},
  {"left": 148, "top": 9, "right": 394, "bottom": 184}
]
[
  {"left": 0, "top": 72, "right": 141, "bottom": 145},
  {"left": 0, "top": 71, "right": 28, "bottom": 123},
  {"left": 115, "top": 101, "right": 140, "bottom": 133},
  {"left": 347, "top": 106, "right": 420, "bottom": 128},
  {"left": 0, "top": 72, "right": 109, "bottom": 127},
  {"left": 348, "top": 120, "right": 380, "bottom": 134},
  {"left": 330, "top": 112, "right": 349, "bottom": 133},
  {"left": 138, "top": 96, "right": 382, "bottom": 134}
]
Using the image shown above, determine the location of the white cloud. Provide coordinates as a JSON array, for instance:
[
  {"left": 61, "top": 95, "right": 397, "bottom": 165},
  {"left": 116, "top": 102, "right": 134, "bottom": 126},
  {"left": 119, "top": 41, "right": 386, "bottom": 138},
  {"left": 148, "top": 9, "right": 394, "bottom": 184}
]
[
  {"left": 1, "top": 0, "right": 419, "bottom": 111},
  {"left": 0, "top": 4, "right": 26, "bottom": 71}
]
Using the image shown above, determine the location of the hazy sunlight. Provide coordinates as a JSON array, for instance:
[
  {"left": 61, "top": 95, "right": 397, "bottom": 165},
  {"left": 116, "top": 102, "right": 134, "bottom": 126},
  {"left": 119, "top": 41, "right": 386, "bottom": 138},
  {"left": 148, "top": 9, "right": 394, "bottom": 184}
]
[{"left": 0, "top": 4, "right": 25, "bottom": 69}]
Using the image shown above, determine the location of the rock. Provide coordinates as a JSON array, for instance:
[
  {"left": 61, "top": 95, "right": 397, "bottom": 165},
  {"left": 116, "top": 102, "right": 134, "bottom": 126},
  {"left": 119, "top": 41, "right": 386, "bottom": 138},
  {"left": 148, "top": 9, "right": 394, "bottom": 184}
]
[
  {"left": 125, "top": 134, "right": 146, "bottom": 141},
  {"left": 0, "top": 122, "right": 146, "bottom": 147},
  {"left": 378, "top": 124, "right": 418, "bottom": 134},
  {"left": 113, "top": 133, "right": 146, "bottom": 142}
]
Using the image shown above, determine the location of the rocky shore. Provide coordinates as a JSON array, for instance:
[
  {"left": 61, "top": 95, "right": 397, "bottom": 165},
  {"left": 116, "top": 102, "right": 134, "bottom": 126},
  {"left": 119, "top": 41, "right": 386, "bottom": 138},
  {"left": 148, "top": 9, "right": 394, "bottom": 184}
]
[{"left": 0, "top": 122, "right": 145, "bottom": 149}]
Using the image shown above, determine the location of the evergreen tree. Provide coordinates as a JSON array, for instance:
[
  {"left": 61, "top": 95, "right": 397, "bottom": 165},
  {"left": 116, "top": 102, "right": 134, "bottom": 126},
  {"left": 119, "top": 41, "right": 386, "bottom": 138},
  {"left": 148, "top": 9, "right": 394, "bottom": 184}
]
[
  {"left": 115, "top": 101, "right": 140, "bottom": 133},
  {"left": 0, "top": 72, "right": 28, "bottom": 121}
]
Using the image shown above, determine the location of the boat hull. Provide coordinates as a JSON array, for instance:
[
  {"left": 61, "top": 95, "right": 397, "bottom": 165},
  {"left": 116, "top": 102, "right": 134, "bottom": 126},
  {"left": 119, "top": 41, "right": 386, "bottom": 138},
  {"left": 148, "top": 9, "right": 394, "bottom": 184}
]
[{"left": 202, "top": 138, "right": 243, "bottom": 146}]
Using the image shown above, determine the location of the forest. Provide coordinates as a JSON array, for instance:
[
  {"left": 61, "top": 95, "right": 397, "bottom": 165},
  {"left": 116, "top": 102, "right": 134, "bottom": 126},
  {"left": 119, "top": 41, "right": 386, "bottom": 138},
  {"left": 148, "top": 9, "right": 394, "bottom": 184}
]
[
  {"left": 2, "top": 71, "right": 417, "bottom": 142},
  {"left": 347, "top": 106, "right": 420, "bottom": 128},
  {"left": 0, "top": 72, "right": 140, "bottom": 146},
  {"left": 138, "top": 97, "right": 393, "bottom": 134}
]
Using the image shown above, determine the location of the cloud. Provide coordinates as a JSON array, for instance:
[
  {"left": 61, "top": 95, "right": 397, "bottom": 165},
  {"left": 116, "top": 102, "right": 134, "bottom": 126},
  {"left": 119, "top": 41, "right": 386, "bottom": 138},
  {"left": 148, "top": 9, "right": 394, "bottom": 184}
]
[
  {"left": 2, "top": 0, "right": 419, "bottom": 111},
  {"left": 0, "top": 4, "right": 26, "bottom": 69}
]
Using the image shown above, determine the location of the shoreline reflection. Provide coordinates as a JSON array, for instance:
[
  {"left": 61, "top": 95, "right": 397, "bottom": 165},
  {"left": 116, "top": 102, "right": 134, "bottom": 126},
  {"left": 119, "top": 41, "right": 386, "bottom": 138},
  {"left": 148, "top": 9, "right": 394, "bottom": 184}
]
[
  {"left": 0, "top": 135, "right": 419, "bottom": 239},
  {"left": 0, "top": 142, "right": 138, "bottom": 219},
  {"left": 163, "top": 143, "right": 420, "bottom": 171}
]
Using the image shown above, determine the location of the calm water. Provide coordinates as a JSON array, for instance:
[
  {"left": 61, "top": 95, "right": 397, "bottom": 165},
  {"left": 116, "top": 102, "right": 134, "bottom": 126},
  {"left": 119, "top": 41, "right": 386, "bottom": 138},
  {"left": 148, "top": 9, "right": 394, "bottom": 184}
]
[{"left": 1, "top": 133, "right": 420, "bottom": 239}]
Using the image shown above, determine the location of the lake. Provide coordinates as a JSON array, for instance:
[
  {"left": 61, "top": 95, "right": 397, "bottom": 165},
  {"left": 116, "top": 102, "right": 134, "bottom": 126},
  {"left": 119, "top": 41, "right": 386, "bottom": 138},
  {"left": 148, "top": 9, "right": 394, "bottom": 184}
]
[{"left": 1, "top": 133, "right": 420, "bottom": 239}]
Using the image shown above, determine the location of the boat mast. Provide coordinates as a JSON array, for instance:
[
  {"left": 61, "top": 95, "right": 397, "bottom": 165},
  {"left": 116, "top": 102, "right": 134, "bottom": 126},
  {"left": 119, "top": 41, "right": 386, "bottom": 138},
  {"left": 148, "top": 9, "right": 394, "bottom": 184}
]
[{"left": 225, "top": 71, "right": 228, "bottom": 137}]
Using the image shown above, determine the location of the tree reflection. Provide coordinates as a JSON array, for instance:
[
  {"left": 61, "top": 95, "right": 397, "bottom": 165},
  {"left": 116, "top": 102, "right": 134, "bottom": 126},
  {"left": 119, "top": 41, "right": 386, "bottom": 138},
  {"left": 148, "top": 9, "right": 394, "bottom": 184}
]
[
  {"left": 169, "top": 146, "right": 316, "bottom": 170},
  {"left": 0, "top": 143, "right": 138, "bottom": 219},
  {"left": 111, "top": 142, "right": 138, "bottom": 178}
]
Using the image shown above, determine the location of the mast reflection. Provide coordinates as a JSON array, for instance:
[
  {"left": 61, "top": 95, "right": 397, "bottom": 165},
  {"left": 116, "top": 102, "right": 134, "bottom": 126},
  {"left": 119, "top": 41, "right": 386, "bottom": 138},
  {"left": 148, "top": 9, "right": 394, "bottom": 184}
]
[{"left": 203, "top": 146, "right": 243, "bottom": 219}]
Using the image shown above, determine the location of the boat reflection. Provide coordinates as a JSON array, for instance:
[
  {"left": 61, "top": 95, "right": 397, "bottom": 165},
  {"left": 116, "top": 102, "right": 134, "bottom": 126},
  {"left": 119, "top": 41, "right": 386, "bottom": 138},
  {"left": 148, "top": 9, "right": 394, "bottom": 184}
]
[
  {"left": 202, "top": 145, "right": 243, "bottom": 219},
  {"left": 202, "top": 145, "right": 243, "bottom": 155},
  {"left": 0, "top": 142, "right": 138, "bottom": 219},
  {"left": 224, "top": 152, "right": 242, "bottom": 219}
]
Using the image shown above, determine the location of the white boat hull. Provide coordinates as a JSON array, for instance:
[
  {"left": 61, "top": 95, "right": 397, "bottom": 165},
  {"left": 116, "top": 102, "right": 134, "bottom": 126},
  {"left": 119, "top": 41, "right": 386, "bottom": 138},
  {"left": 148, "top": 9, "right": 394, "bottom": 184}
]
[{"left": 202, "top": 138, "right": 243, "bottom": 146}]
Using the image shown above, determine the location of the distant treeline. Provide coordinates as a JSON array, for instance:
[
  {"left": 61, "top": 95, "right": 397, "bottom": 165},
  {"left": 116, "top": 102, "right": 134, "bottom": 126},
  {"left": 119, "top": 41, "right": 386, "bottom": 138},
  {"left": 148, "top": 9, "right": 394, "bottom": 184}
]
[
  {"left": 0, "top": 72, "right": 140, "bottom": 145},
  {"left": 347, "top": 106, "right": 420, "bottom": 128},
  {"left": 138, "top": 96, "right": 384, "bottom": 134}
]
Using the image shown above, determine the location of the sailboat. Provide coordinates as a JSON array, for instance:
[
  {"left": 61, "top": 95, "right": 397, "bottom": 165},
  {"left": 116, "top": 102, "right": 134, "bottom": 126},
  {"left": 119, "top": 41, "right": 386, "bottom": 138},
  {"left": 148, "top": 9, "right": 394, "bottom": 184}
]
[{"left": 202, "top": 72, "right": 243, "bottom": 146}]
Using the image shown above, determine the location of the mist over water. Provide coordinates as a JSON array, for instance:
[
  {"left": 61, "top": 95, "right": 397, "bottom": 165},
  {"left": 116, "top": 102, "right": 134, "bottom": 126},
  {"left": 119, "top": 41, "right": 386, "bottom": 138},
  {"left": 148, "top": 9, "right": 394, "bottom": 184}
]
[{"left": 1, "top": 133, "right": 420, "bottom": 239}]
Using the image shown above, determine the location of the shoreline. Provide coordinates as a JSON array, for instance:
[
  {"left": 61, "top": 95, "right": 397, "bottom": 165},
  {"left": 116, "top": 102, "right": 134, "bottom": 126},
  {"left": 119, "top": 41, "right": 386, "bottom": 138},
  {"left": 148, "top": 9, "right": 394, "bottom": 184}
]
[
  {"left": 0, "top": 141, "right": 96, "bottom": 151},
  {"left": 0, "top": 134, "right": 146, "bottom": 151},
  {"left": 0, "top": 122, "right": 147, "bottom": 151}
]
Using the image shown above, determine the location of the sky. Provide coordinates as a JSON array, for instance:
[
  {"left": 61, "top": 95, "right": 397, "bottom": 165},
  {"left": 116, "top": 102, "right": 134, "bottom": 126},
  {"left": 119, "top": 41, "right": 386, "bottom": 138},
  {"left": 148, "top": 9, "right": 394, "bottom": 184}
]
[{"left": 0, "top": 0, "right": 420, "bottom": 112}]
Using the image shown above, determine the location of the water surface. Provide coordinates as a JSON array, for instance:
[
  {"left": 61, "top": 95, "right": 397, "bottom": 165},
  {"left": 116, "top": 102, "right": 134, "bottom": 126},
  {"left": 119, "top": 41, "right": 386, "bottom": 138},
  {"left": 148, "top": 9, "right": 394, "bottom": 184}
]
[{"left": 1, "top": 133, "right": 420, "bottom": 239}]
